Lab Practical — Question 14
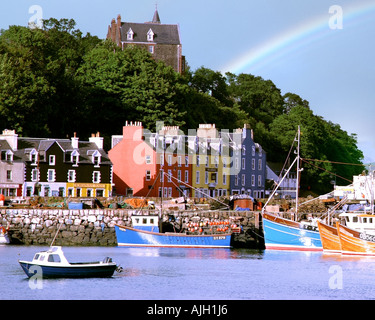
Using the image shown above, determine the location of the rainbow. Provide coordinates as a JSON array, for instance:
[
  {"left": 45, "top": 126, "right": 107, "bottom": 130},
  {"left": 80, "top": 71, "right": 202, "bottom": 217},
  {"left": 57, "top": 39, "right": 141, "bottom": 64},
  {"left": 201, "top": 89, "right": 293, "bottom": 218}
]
[{"left": 221, "top": 1, "right": 375, "bottom": 74}]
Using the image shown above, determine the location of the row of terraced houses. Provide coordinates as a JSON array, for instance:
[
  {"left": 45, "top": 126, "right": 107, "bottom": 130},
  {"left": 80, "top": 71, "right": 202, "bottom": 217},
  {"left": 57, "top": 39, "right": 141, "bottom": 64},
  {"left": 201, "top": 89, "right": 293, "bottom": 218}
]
[{"left": 0, "top": 122, "right": 268, "bottom": 200}]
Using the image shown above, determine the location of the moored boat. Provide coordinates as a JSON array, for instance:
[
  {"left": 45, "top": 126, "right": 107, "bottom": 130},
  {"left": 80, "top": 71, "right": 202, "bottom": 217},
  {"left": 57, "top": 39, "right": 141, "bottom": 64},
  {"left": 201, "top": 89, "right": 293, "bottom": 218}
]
[
  {"left": 261, "top": 126, "right": 322, "bottom": 251},
  {"left": 262, "top": 212, "right": 322, "bottom": 251},
  {"left": 317, "top": 221, "right": 341, "bottom": 253},
  {"left": 114, "top": 215, "right": 232, "bottom": 248},
  {"left": 336, "top": 222, "right": 375, "bottom": 256},
  {"left": 19, "top": 246, "right": 119, "bottom": 278}
]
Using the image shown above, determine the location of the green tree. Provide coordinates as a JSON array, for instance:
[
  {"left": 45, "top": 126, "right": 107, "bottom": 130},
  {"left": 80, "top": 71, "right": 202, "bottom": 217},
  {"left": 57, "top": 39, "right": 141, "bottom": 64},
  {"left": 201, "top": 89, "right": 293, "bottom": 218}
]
[{"left": 77, "top": 43, "right": 188, "bottom": 134}]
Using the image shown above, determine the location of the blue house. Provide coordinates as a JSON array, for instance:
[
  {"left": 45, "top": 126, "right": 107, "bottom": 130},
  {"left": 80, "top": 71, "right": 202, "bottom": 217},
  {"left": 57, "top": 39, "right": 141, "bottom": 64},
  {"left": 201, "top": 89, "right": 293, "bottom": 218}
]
[{"left": 227, "top": 124, "right": 267, "bottom": 199}]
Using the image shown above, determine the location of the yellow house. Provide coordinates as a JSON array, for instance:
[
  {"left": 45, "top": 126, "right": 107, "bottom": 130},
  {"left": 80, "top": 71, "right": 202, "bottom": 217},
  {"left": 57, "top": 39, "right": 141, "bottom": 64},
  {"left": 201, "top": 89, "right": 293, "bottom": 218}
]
[
  {"left": 66, "top": 182, "right": 112, "bottom": 198},
  {"left": 190, "top": 124, "right": 230, "bottom": 198}
]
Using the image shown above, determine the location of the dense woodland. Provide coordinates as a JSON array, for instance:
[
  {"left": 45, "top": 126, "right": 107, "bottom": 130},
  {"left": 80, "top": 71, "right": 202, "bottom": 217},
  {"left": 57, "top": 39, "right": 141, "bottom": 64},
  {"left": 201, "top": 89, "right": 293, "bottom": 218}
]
[{"left": 0, "top": 19, "right": 365, "bottom": 194}]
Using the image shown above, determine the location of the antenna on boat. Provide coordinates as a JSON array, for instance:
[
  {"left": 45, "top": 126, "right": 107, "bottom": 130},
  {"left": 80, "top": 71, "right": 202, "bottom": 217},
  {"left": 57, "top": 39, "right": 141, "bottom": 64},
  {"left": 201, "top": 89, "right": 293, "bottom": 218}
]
[{"left": 50, "top": 223, "right": 63, "bottom": 247}]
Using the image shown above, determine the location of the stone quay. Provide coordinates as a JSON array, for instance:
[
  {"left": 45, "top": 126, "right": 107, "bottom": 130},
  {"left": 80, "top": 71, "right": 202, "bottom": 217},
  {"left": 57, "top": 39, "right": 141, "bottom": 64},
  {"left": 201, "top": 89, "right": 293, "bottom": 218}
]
[{"left": 0, "top": 208, "right": 264, "bottom": 248}]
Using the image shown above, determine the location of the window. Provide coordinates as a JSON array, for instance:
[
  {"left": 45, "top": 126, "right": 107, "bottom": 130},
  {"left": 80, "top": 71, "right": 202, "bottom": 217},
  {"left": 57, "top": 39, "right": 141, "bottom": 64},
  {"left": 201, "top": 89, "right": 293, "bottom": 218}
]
[
  {"left": 205, "top": 171, "right": 209, "bottom": 184},
  {"left": 242, "top": 174, "right": 246, "bottom": 186},
  {"left": 168, "top": 169, "right": 172, "bottom": 182},
  {"left": 205, "top": 156, "right": 209, "bottom": 167},
  {"left": 148, "top": 45, "right": 154, "bottom": 54},
  {"left": 168, "top": 187, "right": 172, "bottom": 197},
  {"left": 242, "top": 146, "right": 246, "bottom": 155},
  {"left": 71, "top": 150, "right": 79, "bottom": 166},
  {"left": 177, "top": 170, "right": 181, "bottom": 181},
  {"left": 160, "top": 169, "right": 164, "bottom": 182},
  {"left": 251, "top": 175, "right": 255, "bottom": 186},
  {"left": 196, "top": 156, "right": 200, "bottom": 167},
  {"left": 168, "top": 155, "right": 172, "bottom": 166},
  {"left": 196, "top": 171, "right": 200, "bottom": 184},
  {"left": 252, "top": 159, "right": 255, "bottom": 170},
  {"left": 6, "top": 170, "right": 12, "bottom": 181},
  {"left": 252, "top": 146, "right": 255, "bottom": 156},
  {"left": 146, "top": 155, "right": 151, "bottom": 164},
  {"left": 127, "top": 28, "right": 134, "bottom": 40},
  {"left": 49, "top": 155, "right": 55, "bottom": 165},
  {"left": 68, "top": 188, "right": 74, "bottom": 197},
  {"left": 223, "top": 173, "right": 227, "bottom": 185},
  {"left": 147, "top": 28, "right": 154, "bottom": 41},
  {"left": 31, "top": 169, "right": 39, "bottom": 182},
  {"left": 258, "top": 159, "right": 262, "bottom": 170},
  {"left": 92, "top": 171, "right": 101, "bottom": 183},
  {"left": 146, "top": 170, "right": 151, "bottom": 181},
  {"left": 242, "top": 158, "right": 245, "bottom": 170},
  {"left": 3, "top": 150, "right": 13, "bottom": 162},
  {"left": 185, "top": 171, "right": 189, "bottom": 183},
  {"left": 258, "top": 175, "right": 262, "bottom": 187},
  {"left": 47, "top": 169, "right": 56, "bottom": 182},
  {"left": 185, "top": 156, "right": 189, "bottom": 167},
  {"left": 235, "top": 158, "right": 239, "bottom": 170},
  {"left": 96, "top": 189, "right": 104, "bottom": 197},
  {"left": 178, "top": 156, "right": 182, "bottom": 167},
  {"left": 30, "top": 150, "right": 38, "bottom": 165},
  {"left": 68, "top": 170, "right": 76, "bottom": 182}
]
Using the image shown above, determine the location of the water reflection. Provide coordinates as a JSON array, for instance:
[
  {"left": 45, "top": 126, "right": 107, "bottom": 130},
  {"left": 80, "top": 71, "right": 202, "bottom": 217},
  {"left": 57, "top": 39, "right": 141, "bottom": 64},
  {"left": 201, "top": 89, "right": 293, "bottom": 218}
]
[{"left": 124, "top": 247, "right": 265, "bottom": 260}]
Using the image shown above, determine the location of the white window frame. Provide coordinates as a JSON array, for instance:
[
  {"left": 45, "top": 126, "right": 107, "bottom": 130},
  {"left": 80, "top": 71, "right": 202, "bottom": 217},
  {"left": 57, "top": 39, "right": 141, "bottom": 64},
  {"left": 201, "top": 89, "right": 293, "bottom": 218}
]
[
  {"left": 31, "top": 168, "right": 39, "bottom": 182},
  {"left": 49, "top": 155, "right": 55, "bottom": 166},
  {"left": 92, "top": 171, "right": 101, "bottom": 183},
  {"left": 127, "top": 28, "right": 134, "bottom": 40},
  {"left": 68, "top": 170, "right": 76, "bottom": 183},
  {"left": 146, "top": 170, "right": 151, "bottom": 181},
  {"left": 47, "top": 169, "right": 56, "bottom": 182}
]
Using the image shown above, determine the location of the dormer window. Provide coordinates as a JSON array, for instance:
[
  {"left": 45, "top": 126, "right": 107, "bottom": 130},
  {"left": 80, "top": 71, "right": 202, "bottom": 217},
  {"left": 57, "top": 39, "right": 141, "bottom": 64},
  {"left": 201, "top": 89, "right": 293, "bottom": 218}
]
[
  {"left": 88, "top": 150, "right": 101, "bottom": 167},
  {"left": 127, "top": 28, "right": 134, "bottom": 40},
  {"left": 1, "top": 150, "right": 13, "bottom": 162},
  {"left": 71, "top": 150, "right": 79, "bottom": 166},
  {"left": 147, "top": 28, "right": 154, "bottom": 41},
  {"left": 30, "top": 149, "right": 38, "bottom": 165}
]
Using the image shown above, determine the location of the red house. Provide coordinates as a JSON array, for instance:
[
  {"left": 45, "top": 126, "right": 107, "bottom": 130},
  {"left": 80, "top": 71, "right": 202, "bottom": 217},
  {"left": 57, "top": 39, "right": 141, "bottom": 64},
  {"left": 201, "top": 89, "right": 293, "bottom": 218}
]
[{"left": 109, "top": 122, "right": 191, "bottom": 198}]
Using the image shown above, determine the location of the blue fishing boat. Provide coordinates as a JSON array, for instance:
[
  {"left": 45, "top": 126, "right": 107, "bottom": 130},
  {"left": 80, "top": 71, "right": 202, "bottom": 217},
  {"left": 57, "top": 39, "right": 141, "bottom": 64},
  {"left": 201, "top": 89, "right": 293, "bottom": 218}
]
[
  {"left": 19, "top": 246, "right": 119, "bottom": 278},
  {"left": 114, "top": 215, "right": 232, "bottom": 248},
  {"left": 262, "top": 212, "right": 322, "bottom": 251},
  {"left": 261, "top": 126, "right": 323, "bottom": 251}
]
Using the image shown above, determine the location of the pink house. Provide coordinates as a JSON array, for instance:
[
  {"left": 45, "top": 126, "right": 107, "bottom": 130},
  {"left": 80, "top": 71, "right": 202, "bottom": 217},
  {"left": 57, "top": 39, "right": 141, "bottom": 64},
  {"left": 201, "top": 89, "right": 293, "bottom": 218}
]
[{"left": 109, "top": 122, "right": 192, "bottom": 198}]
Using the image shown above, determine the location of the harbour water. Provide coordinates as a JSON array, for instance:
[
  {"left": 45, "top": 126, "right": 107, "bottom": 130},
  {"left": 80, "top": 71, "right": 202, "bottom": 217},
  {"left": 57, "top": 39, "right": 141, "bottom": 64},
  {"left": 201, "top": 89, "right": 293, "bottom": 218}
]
[{"left": 2, "top": 244, "right": 375, "bottom": 300}]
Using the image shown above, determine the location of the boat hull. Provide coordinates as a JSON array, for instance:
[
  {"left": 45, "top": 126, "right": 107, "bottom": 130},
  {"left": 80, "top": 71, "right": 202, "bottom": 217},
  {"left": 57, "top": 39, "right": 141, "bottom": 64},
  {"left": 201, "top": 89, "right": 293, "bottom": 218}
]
[
  {"left": 18, "top": 261, "right": 117, "bottom": 278},
  {"left": 336, "top": 222, "right": 375, "bottom": 256},
  {"left": 114, "top": 225, "right": 232, "bottom": 248},
  {"left": 262, "top": 213, "right": 322, "bottom": 251},
  {"left": 317, "top": 221, "right": 341, "bottom": 253}
]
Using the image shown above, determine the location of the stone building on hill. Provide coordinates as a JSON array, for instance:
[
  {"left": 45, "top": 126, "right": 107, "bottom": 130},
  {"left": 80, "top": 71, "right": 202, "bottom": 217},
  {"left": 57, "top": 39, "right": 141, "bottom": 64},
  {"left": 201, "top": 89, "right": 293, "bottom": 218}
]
[{"left": 107, "top": 9, "right": 185, "bottom": 74}]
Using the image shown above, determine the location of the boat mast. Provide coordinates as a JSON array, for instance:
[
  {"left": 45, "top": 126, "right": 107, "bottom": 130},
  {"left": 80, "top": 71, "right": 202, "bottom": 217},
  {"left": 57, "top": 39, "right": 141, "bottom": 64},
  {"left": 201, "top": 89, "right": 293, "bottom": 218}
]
[{"left": 295, "top": 125, "right": 301, "bottom": 217}]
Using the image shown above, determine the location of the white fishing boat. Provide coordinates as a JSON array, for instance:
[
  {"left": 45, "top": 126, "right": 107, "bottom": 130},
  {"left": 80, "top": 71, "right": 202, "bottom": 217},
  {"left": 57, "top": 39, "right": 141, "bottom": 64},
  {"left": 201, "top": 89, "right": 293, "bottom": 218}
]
[{"left": 19, "top": 246, "right": 119, "bottom": 278}]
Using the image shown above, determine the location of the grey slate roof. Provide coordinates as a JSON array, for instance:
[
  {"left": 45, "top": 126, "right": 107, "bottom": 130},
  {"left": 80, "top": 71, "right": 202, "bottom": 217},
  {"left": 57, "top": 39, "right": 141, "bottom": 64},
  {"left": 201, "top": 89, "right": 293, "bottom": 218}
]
[
  {"left": 120, "top": 22, "right": 181, "bottom": 45},
  {"left": 14, "top": 138, "right": 111, "bottom": 165}
]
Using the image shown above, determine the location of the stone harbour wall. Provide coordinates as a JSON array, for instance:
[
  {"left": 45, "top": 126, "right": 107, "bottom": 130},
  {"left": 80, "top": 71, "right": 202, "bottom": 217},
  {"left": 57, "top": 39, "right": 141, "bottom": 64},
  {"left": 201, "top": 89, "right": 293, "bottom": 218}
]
[{"left": 0, "top": 208, "right": 264, "bottom": 248}]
